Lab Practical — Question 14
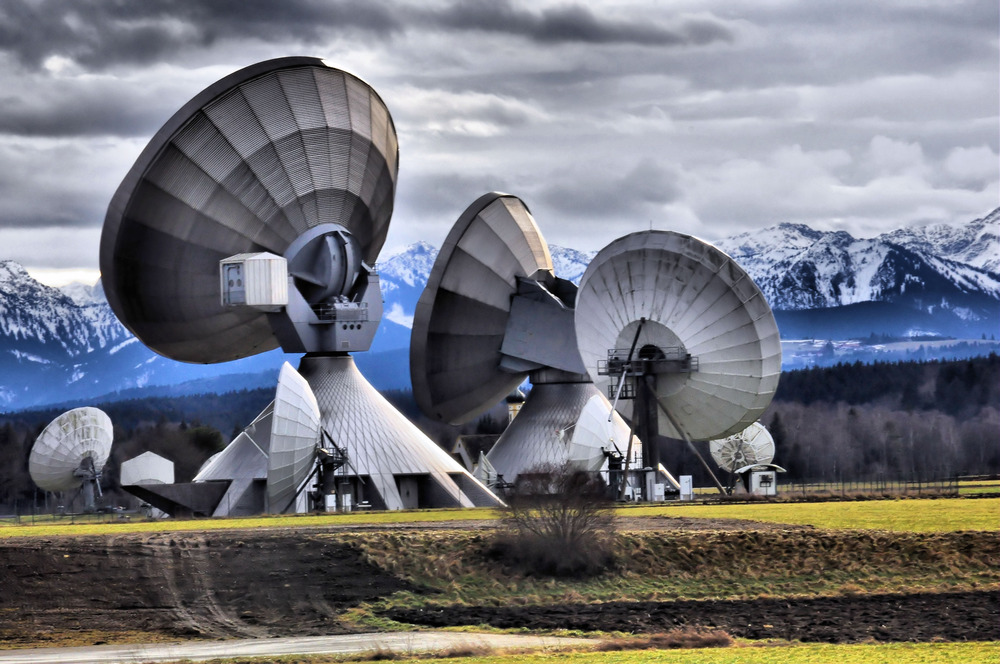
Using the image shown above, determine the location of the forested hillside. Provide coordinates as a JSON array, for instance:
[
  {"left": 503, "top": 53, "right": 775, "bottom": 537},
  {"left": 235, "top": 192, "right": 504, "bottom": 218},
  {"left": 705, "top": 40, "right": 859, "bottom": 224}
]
[
  {"left": 762, "top": 354, "right": 999, "bottom": 483},
  {"left": 0, "top": 356, "right": 996, "bottom": 512}
]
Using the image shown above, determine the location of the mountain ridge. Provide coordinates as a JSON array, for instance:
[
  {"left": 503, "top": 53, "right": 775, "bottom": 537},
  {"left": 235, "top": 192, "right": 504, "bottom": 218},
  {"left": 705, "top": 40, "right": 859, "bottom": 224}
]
[{"left": 1, "top": 209, "right": 996, "bottom": 412}]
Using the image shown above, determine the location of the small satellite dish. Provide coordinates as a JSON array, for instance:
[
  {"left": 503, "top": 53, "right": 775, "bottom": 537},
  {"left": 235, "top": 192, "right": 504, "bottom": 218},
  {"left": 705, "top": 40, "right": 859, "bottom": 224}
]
[
  {"left": 267, "top": 362, "right": 322, "bottom": 513},
  {"left": 710, "top": 422, "right": 775, "bottom": 473},
  {"left": 29, "top": 407, "right": 113, "bottom": 510}
]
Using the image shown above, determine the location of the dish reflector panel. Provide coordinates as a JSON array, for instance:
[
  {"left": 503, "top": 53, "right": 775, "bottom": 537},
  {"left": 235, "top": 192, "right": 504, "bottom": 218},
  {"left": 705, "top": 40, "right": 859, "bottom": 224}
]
[
  {"left": 101, "top": 57, "right": 399, "bottom": 363},
  {"left": 29, "top": 407, "right": 113, "bottom": 492},
  {"left": 710, "top": 421, "right": 775, "bottom": 472},
  {"left": 410, "top": 192, "right": 554, "bottom": 424},
  {"left": 267, "top": 362, "right": 321, "bottom": 512},
  {"left": 575, "top": 231, "right": 781, "bottom": 441}
]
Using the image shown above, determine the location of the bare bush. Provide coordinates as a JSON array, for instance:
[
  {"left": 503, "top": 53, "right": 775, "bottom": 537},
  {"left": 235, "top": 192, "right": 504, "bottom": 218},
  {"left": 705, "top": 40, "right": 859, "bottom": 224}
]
[{"left": 490, "top": 463, "right": 617, "bottom": 577}]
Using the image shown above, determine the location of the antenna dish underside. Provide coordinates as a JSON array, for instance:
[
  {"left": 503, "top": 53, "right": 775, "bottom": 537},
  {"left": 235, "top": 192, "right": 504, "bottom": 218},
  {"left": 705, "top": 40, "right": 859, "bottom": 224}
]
[
  {"left": 486, "top": 384, "right": 632, "bottom": 482},
  {"left": 267, "top": 362, "right": 322, "bottom": 512},
  {"left": 710, "top": 422, "right": 775, "bottom": 472},
  {"left": 29, "top": 407, "right": 113, "bottom": 492},
  {"left": 575, "top": 231, "right": 781, "bottom": 441},
  {"left": 410, "top": 192, "right": 554, "bottom": 424},
  {"left": 101, "top": 57, "right": 399, "bottom": 363}
]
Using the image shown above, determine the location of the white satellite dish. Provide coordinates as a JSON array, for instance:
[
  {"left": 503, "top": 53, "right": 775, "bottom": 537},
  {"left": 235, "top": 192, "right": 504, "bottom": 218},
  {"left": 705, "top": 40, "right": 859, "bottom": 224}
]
[
  {"left": 267, "top": 362, "right": 322, "bottom": 513},
  {"left": 575, "top": 230, "right": 781, "bottom": 493},
  {"left": 411, "top": 193, "right": 639, "bottom": 484},
  {"left": 29, "top": 407, "right": 113, "bottom": 511},
  {"left": 710, "top": 422, "right": 775, "bottom": 473},
  {"left": 103, "top": 58, "right": 501, "bottom": 514},
  {"left": 569, "top": 394, "right": 633, "bottom": 471},
  {"left": 410, "top": 192, "right": 562, "bottom": 425}
]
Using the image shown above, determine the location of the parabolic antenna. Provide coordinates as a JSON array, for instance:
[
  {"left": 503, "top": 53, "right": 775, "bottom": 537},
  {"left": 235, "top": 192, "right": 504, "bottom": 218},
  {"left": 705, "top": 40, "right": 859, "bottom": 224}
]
[
  {"left": 411, "top": 192, "right": 641, "bottom": 484},
  {"left": 571, "top": 394, "right": 634, "bottom": 469},
  {"left": 411, "top": 192, "right": 566, "bottom": 424},
  {"left": 101, "top": 56, "right": 398, "bottom": 363},
  {"left": 709, "top": 422, "right": 775, "bottom": 473},
  {"left": 267, "top": 362, "right": 322, "bottom": 513},
  {"left": 575, "top": 230, "right": 781, "bottom": 444},
  {"left": 107, "top": 58, "right": 500, "bottom": 513},
  {"left": 29, "top": 407, "right": 113, "bottom": 509}
]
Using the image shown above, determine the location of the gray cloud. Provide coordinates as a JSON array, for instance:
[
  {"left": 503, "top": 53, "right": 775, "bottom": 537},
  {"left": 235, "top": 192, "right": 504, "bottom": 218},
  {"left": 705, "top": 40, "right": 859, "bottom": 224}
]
[
  {"left": 435, "top": 1, "right": 733, "bottom": 46},
  {"left": 0, "top": 0, "right": 994, "bottom": 283},
  {"left": 0, "top": 0, "right": 403, "bottom": 71}
]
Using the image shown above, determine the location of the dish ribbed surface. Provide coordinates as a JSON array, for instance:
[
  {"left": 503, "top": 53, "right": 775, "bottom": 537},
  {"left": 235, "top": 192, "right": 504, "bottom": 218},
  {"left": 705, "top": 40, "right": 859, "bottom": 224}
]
[
  {"left": 29, "top": 407, "right": 113, "bottom": 492},
  {"left": 410, "top": 192, "right": 553, "bottom": 424},
  {"left": 575, "top": 231, "right": 781, "bottom": 441},
  {"left": 101, "top": 57, "right": 398, "bottom": 363}
]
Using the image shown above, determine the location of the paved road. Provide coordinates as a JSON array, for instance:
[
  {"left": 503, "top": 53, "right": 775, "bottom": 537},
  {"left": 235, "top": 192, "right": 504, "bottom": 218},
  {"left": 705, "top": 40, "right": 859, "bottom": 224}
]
[{"left": 0, "top": 631, "right": 595, "bottom": 664}]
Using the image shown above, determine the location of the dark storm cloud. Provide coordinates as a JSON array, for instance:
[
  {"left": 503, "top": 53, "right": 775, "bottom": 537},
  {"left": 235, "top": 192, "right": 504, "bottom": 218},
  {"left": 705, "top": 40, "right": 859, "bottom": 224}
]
[
  {"left": 0, "top": 81, "right": 165, "bottom": 137},
  {"left": 0, "top": 0, "right": 402, "bottom": 71},
  {"left": 0, "top": 1, "right": 732, "bottom": 74},
  {"left": 435, "top": 1, "right": 732, "bottom": 46}
]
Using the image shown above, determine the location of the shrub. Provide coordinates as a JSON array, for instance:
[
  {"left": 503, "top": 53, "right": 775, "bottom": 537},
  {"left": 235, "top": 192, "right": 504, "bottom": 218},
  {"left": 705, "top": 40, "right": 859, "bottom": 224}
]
[{"left": 489, "top": 463, "right": 617, "bottom": 577}]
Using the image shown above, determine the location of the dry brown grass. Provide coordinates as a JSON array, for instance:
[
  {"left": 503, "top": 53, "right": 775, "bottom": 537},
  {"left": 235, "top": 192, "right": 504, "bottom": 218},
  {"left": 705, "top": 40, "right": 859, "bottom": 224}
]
[{"left": 596, "top": 627, "right": 734, "bottom": 650}]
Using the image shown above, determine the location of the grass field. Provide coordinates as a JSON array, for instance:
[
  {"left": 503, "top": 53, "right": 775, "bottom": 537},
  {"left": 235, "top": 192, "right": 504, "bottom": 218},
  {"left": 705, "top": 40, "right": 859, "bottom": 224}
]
[
  {"left": 209, "top": 641, "right": 1000, "bottom": 664},
  {"left": 402, "top": 641, "right": 1000, "bottom": 664},
  {"left": 619, "top": 497, "right": 999, "bottom": 532},
  {"left": 0, "top": 496, "right": 995, "bottom": 538},
  {"left": 2, "top": 498, "right": 996, "bottom": 664}
]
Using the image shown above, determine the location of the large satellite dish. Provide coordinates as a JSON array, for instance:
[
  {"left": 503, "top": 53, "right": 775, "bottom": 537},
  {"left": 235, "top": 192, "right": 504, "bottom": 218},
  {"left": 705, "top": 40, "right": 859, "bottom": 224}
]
[
  {"left": 101, "top": 56, "right": 398, "bottom": 363},
  {"left": 576, "top": 230, "right": 780, "bottom": 434},
  {"left": 709, "top": 422, "right": 775, "bottom": 472},
  {"left": 411, "top": 192, "right": 562, "bottom": 424},
  {"left": 29, "top": 407, "right": 113, "bottom": 510},
  {"left": 411, "top": 193, "right": 640, "bottom": 484},
  {"left": 574, "top": 231, "right": 780, "bottom": 493},
  {"left": 267, "top": 362, "right": 322, "bottom": 513},
  {"left": 105, "top": 58, "right": 500, "bottom": 513}
]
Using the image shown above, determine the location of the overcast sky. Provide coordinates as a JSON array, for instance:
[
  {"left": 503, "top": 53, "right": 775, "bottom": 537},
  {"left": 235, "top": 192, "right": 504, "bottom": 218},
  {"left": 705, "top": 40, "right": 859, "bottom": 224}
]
[{"left": 1, "top": 0, "right": 996, "bottom": 286}]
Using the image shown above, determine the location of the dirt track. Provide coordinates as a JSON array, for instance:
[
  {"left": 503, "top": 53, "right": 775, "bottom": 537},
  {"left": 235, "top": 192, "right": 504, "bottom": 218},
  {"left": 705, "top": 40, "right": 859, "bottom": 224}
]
[
  {"left": 1, "top": 520, "right": 995, "bottom": 647},
  {"left": 0, "top": 530, "right": 413, "bottom": 647}
]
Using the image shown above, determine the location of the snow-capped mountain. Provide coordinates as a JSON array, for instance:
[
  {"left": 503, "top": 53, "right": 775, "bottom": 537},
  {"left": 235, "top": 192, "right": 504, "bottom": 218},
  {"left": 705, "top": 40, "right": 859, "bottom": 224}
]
[
  {"left": 715, "top": 214, "right": 999, "bottom": 338},
  {"left": 549, "top": 245, "right": 598, "bottom": 284},
  {"left": 882, "top": 208, "right": 1000, "bottom": 274},
  {"left": 0, "top": 209, "right": 996, "bottom": 411}
]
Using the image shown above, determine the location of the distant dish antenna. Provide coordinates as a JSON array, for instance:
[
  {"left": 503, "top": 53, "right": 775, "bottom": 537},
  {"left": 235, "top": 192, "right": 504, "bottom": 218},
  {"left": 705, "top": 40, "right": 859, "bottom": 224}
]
[
  {"left": 29, "top": 407, "right": 113, "bottom": 512},
  {"left": 575, "top": 231, "right": 781, "bottom": 494},
  {"left": 710, "top": 422, "right": 775, "bottom": 473},
  {"left": 267, "top": 362, "right": 322, "bottom": 513},
  {"left": 411, "top": 193, "right": 639, "bottom": 484},
  {"left": 104, "top": 58, "right": 498, "bottom": 513}
]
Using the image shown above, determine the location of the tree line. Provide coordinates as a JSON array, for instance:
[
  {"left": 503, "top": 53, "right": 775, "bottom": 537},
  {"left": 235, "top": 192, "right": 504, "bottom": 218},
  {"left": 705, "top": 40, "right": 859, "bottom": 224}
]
[{"left": 0, "top": 355, "right": 995, "bottom": 511}]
